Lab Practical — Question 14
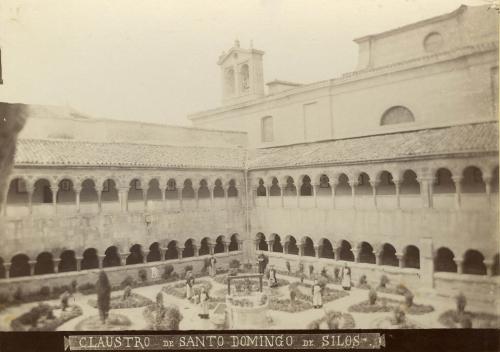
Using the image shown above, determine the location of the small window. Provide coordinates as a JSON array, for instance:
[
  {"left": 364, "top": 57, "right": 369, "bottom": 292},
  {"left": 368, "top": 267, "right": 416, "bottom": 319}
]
[
  {"left": 380, "top": 106, "right": 415, "bottom": 126},
  {"left": 261, "top": 116, "right": 274, "bottom": 142}
]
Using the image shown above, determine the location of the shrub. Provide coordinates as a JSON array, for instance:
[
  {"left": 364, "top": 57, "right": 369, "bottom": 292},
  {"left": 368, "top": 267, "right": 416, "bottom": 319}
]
[
  {"left": 70, "top": 280, "right": 78, "bottom": 293},
  {"left": 359, "top": 275, "right": 367, "bottom": 286},
  {"left": 307, "top": 320, "right": 321, "bottom": 329},
  {"left": 78, "top": 282, "right": 95, "bottom": 294},
  {"left": 286, "top": 261, "right": 291, "bottom": 273},
  {"left": 162, "top": 304, "right": 183, "bottom": 330},
  {"left": 289, "top": 289, "right": 297, "bottom": 304},
  {"left": 320, "top": 267, "right": 328, "bottom": 278},
  {"left": 184, "top": 265, "right": 193, "bottom": 273},
  {"left": 379, "top": 275, "right": 389, "bottom": 288},
  {"left": 121, "top": 275, "right": 135, "bottom": 288},
  {"left": 324, "top": 311, "right": 342, "bottom": 329},
  {"left": 393, "top": 305, "right": 406, "bottom": 325},
  {"left": 229, "top": 259, "right": 240, "bottom": 269},
  {"left": 456, "top": 292, "right": 466, "bottom": 314},
  {"left": 138, "top": 269, "right": 148, "bottom": 282},
  {"left": 396, "top": 283, "right": 409, "bottom": 295},
  {"left": 122, "top": 286, "right": 132, "bottom": 301},
  {"left": 308, "top": 264, "right": 314, "bottom": 276},
  {"left": 13, "top": 287, "right": 23, "bottom": 302},
  {"left": 39, "top": 286, "right": 51, "bottom": 298},
  {"left": 156, "top": 292, "right": 164, "bottom": 307},
  {"left": 333, "top": 267, "right": 340, "bottom": 280},
  {"left": 96, "top": 271, "right": 111, "bottom": 324},
  {"left": 404, "top": 291, "right": 414, "bottom": 307},
  {"left": 369, "top": 288, "right": 377, "bottom": 305},
  {"left": 163, "top": 264, "right": 174, "bottom": 279}
]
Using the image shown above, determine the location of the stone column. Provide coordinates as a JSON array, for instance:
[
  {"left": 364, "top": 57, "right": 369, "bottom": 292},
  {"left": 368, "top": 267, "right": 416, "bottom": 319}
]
[
  {"left": 299, "top": 243, "right": 304, "bottom": 257},
  {"left": 452, "top": 176, "right": 462, "bottom": 209},
  {"left": 178, "top": 247, "right": 184, "bottom": 260},
  {"left": 280, "top": 186, "right": 284, "bottom": 207},
  {"left": 419, "top": 237, "right": 435, "bottom": 288},
  {"left": 194, "top": 187, "right": 199, "bottom": 208},
  {"left": 454, "top": 258, "right": 464, "bottom": 274},
  {"left": 53, "top": 258, "right": 61, "bottom": 273},
  {"left": 50, "top": 186, "right": 58, "bottom": 213},
  {"left": 209, "top": 244, "right": 215, "bottom": 256},
  {"left": 224, "top": 188, "right": 228, "bottom": 209},
  {"left": 29, "top": 260, "right": 36, "bottom": 276},
  {"left": 396, "top": 252, "right": 404, "bottom": 268},
  {"left": 4, "top": 263, "right": 11, "bottom": 279},
  {"left": 370, "top": 180, "right": 378, "bottom": 208},
  {"left": 266, "top": 240, "right": 274, "bottom": 252},
  {"left": 193, "top": 245, "right": 199, "bottom": 257},
  {"left": 27, "top": 185, "right": 34, "bottom": 215},
  {"left": 351, "top": 248, "right": 360, "bottom": 263},
  {"left": 312, "top": 184, "right": 318, "bottom": 208},
  {"left": 254, "top": 239, "right": 260, "bottom": 252},
  {"left": 238, "top": 240, "right": 244, "bottom": 251},
  {"left": 98, "top": 255, "right": 105, "bottom": 268},
  {"left": 296, "top": 187, "right": 300, "bottom": 208},
  {"left": 314, "top": 245, "right": 320, "bottom": 258},
  {"left": 142, "top": 188, "right": 148, "bottom": 211},
  {"left": 331, "top": 180, "right": 338, "bottom": 209},
  {"left": 177, "top": 187, "right": 183, "bottom": 209},
  {"left": 96, "top": 185, "right": 103, "bottom": 213},
  {"left": 224, "top": 241, "right": 230, "bottom": 254},
  {"left": 349, "top": 181, "right": 357, "bottom": 208},
  {"left": 484, "top": 176, "right": 492, "bottom": 206},
  {"left": 120, "top": 253, "right": 128, "bottom": 265},
  {"left": 160, "top": 247, "right": 167, "bottom": 261},
  {"left": 76, "top": 257, "right": 83, "bottom": 271},
  {"left": 75, "top": 186, "right": 82, "bottom": 213},
  {"left": 142, "top": 250, "right": 149, "bottom": 263},
  {"left": 0, "top": 192, "right": 7, "bottom": 217},
  {"left": 374, "top": 250, "right": 381, "bottom": 265},
  {"left": 484, "top": 259, "right": 495, "bottom": 276},
  {"left": 333, "top": 246, "right": 341, "bottom": 261},
  {"left": 394, "top": 179, "right": 401, "bottom": 209},
  {"left": 418, "top": 177, "right": 434, "bottom": 208},
  {"left": 236, "top": 186, "right": 242, "bottom": 207},
  {"left": 265, "top": 186, "right": 270, "bottom": 208},
  {"left": 161, "top": 188, "right": 166, "bottom": 210},
  {"left": 119, "top": 188, "right": 129, "bottom": 212},
  {"left": 209, "top": 186, "right": 214, "bottom": 207}
]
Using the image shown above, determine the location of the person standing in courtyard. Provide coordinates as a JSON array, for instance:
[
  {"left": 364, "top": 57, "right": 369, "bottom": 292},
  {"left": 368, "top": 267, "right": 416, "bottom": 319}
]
[
  {"left": 199, "top": 286, "right": 210, "bottom": 319},
  {"left": 185, "top": 271, "right": 195, "bottom": 300},
  {"left": 268, "top": 265, "right": 278, "bottom": 287},
  {"left": 209, "top": 255, "right": 217, "bottom": 277},
  {"left": 312, "top": 279, "right": 323, "bottom": 309},
  {"left": 341, "top": 263, "right": 352, "bottom": 291}
]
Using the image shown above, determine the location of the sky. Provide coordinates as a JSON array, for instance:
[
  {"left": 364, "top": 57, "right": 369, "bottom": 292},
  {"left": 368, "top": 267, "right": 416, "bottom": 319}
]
[{"left": 0, "top": 0, "right": 491, "bottom": 126}]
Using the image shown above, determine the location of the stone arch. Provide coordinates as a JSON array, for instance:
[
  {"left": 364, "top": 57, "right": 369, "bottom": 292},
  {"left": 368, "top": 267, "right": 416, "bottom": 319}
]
[
  {"left": 213, "top": 179, "right": 224, "bottom": 198},
  {"left": 6, "top": 177, "right": 29, "bottom": 205},
  {"left": 319, "top": 238, "right": 334, "bottom": 259},
  {"left": 377, "top": 171, "right": 396, "bottom": 195},
  {"left": 380, "top": 106, "right": 415, "bottom": 125},
  {"left": 269, "top": 177, "right": 281, "bottom": 196},
  {"left": 461, "top": 166, "right": 486, "bottom": 193},
  {"left": 403, "top": 245, "right": 420, "bottom": 269},
  {"left": 58, "top": 250, "right": 77, "bottom": 272},
  {"left": 33, "top": 178, "right": 53, "bottom": 204},
  {"left": 34, "top": 252, "right": 54, "bottom": 275},
  {"left": 256, "top": 233, "right": 268, "bottom": 251},
  {"left": 198, "top": 179, "right": 210, "bottom": 199},
  {"left": 126, "top": 244, "right": 144, "bottom": 265},
  {"left": 182, "top": 179, "right": 195, "bottom": 199},
  {"left": 400, "top": 170, "right": 420, "bottom": 194},
  {"left": 380, "top": 243, "right": 398, "bottom": 266},
  {"left": 256, "top": 179, "right": 266, "bottom": 196},
  {"left": 165, "top": 241, "right": 179, "bottom": 260},
  {"left": 228, "top": 179, "right": 238, "bottom": 197},
  {"left": 103, "top": 246, "right": 121, "bottom": 268},
  {"left": 183, "top": 239, "right": 195, "bottom": 258},
  {"left": 300, "top": 175, "right": 312, "bottom": 196},
  {"left": 57, "top": 178, "right": 76, "bottom": 203},
  {"left": 335, "top": 173, "right": 352, "bottom": 196},
  {"left": 356, "top": 172, "right": 371, "bottom": 195},
  {"left": 463, "top": 250, "right": 486, "bottom": 275},
  {"left": 199, "top": 237, "right": 211, "bottom": 256},
  {"left": 80, "top": 178, "right": 98, "bottom": 203},
  {"left": 147, "top": 242, "right": 162, "bottom": 262},
  {"left": 101, "top": 179, "right": 119, "bottom": 202},
  {"left": 165, "top": 178, "right": 178, "bottom": 199},
  {"left": 272, "top": 234, "right": 283, "bottom": 253},
  {"left": 358, "top": 242, "right": 376, "bottom": 264},
  {"left": 10, "top": 254, "right": 30, "bottom": 278},
  {"left": 301, "top": 236, "right": 315, "bottom": 257},
  {"left": 283, "top": 176, "right": 297, "bottom": 196},
  {"left": 147, "top": 178, "right": 162, "bottom": 200},
  {"left": 317, "top": 174, "right": 331, "bottom": 196},
  {"left": 128, "top": 178, "right": 143, "bottom": 201},
  {"left": 214, "top": 235, "right": 225, "bottom": 254},
  {"left": 229, "top": 234, "right": 239, "bottom": 252},
  {"left": 434, "top": 247, "right": 457, "bottom": 273},
  {"left": 285, "top": 235, "right": 299, "bottom": 255},
  {"left": 338, "top": 240, "right": 354, "bottom": 261},
  {"left": 81, "top": 248, "right": 99, "bottom": 270},
  {"left": 433, "top": 168, "right": 455, "bottom": 194}
]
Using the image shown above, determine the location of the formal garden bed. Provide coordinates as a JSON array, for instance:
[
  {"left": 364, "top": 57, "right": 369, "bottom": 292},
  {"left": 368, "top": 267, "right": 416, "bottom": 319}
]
[
  {"left": 162, "top": 279, "right": 213, "bottom": 299},
  {"left": 143, "top": 293, "right": 183, "bottom": 330},
  {"left": 438, "top": 310, "right": 500, "bottom": 328},
  {"left": 10, "top": 303, "right": 83, "bottom": 331},
  {"left": 307, "top": 311, "right": 356, "bottom": 329},
  {"left": 88, "top": 292, "right": 153, "bottom": 309},
  {"left": 75, "top": 313, "right": 132, "bottom": 331}
]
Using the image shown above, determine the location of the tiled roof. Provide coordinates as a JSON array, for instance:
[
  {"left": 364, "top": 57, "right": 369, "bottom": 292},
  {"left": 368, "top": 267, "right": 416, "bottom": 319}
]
[
  {"left": 14, "top": 139, "right": 246, "bottom": 170},
  {"left": 247, "top": 122, "right": 498, "bottom": 169}
]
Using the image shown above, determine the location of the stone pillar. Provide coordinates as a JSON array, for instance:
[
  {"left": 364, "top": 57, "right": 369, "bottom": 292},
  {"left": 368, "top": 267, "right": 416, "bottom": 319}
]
[
  {"left": 484, "top": 176, "right": 492, "bottom": 206},
  {"left": 194, "top": 187, "right": 199, "bottom": 208},
  {"left": 96, "top": 186, "right": 103, "bottom": 213},
  {"left": 454, "top": 258, "right": 464, "bottom": 274},
  {"left": 50, "top": 186, "right": 58, "bottom": 213},
  {"left": 374, "top": 250, "right": 381, "bottom": 265},
  {"left": 29, "top": 260, "right": 36, "bottom": 276},
  {"left": 142, "top": 250, "right": 149, "bottom": 263},
  {"left": 396, "top": 253, "right": 404, "bottom": 268},
  {"left": 178, "top": 187, "right": 183, "bottom": 209},
  {"left": 53, "top": 258, "right": 61, "bottom": 273},
  {"left": 142, "top": 188, "right": 148, "bottom": 211},
  {"left": 484, "top": 259, "right": 495, "bottom": 276},
  {"left": 224, "top": 241, "right": 230, "bottom": 254},
  {"left": 394, "top": 179, "right": 401, "bottom": 209},
  {"left": 299, "top": 244, "right": 304, "bottom": 257},
  {"left": 280, "top": 186, "right": 284, "bottom": 207},
  {"left": 314, "top": 245, "right": 320, "bottom": 258},
  {"left": 331, "top": 180, "right": 338, "bottom": 209},
  {"left": 4, "top": 263, "right": 11, "bottom": 279},
  {"left": 296, "top": 187, "right": 300, "bottom": 208},
  {"left": 349, "top": 181, "right": 357, "bottom": 208},
  {"left": 119, "top": 188, "right": 129, "bottom": 212},
  {"left": 75, "top": 186, "right": 81, "bottom": 213},
  {"left": 238, "top": 240, "right": 243, "bottom": 251},
  {"left": 209, "top": 186, "right": 214, "bottom": 206},
  {"left": 178, "top": 247, "right": 184, "bottom": 260},
  {"left": 76, "top": 257, "right": 83, "bottom": 271},
  {"left": 266, "top": 240, "right": 274, "bottom": 252},
  {"left": 224, "top": 188, "right": 228, "bottom": 209},
  {"left": 254, "top": 239, "right": 260, "bottom": 252},
  {"left": 418, "top": 177, "right": 433, "bottom": 209},
  {"left": 370, "top": 180, "right": 378, "bottom": 208},
  {"left": 334, "top": 246, "right": 341, "bottom": 261},
  {"left": 312, "top": 184, "right": 318, "bottom": 208},
  {"left": 161, "top": 188, "right": 166, "bottom": 210},
  {"left": 193, "top": 245, "right": 199, "bottom": 257},
  {"left": 419, "top": 237, "right": 434, "bottom": 288},
  {"left": 120, "top": 253, "right": 128, "bottom": 265},
  {"left": 209, "top": 244, "right": 215, "bottom": 256},
  {"left": 98, "top": 255, "right": 105, "bottom": 268},
  {"left": 160, "top": 247, "right": 167, "bottom": 261},
  {"left": 265, "top": 186, "right": 270, "bottom": 208},
  {"left": 452, "top": 176, "right": 462, "bottom": 209},
  {"left": 27, "top": 185, "right": 34, "bottom": 215},
  {"left": 351, "top": 248, "right": 360, "bottom": 263}
]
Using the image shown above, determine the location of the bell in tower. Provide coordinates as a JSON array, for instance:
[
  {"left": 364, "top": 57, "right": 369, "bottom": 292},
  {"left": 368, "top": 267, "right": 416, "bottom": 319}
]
[{"left": 217, "top": 40, "right": 265, "bottom": 105}]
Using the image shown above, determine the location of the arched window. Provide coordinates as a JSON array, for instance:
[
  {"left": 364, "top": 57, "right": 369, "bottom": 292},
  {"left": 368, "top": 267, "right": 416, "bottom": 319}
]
[
  {"left": 57, "top": 179, "right": 75, "bottom": 203},
  {"left": 358, "top": 242, "right": 376, "bottom": 264},
  {"left": 126, "top": 244, "right": 143, "bottom": 265},
  {"left": 300, "top": 176, "right": 312, "bottom": 196},
  {"left": 461, "top": 166, "right": 486, "bottom": 193},
  {"left": 272, "top": 234, "right": 283, "bottom": 253},
  {"left": 58, "top": 250, "right": 77, "bottom": 272},
  {"left": 433, "top": 168, "right": 455, "bottom": 194},
  {"left": 284, "top": 177, "right": 297, "bottom": 196},
  {"left": 404, "top": 245, "right": 420, "bottom": 269},
  {"left": 198, "top": 180, "right": 210, "bottom": 199},
  {"left": 128, "top": 178, "right": 143, "bottom": 201},
  {"left": 147, "top": 179, "right": 162, "bottom": 200},
  {"left": 286, "top": 236, "right": 299, "bottom": 255},
  {"left": 339, "top": 240, "right": 354, "bottom": 261},
  {"left": 165, "top": 241, "right": 178, "bottom": 260},
  {"left": 183, "top": 239, "right": 195, "bottom": 258},
  {"left": 357, "top": 173, "right": 371, "bottom": 195},
  {"left": 101, "top": 179, "right": 118, "bottom": 202},
  {"left": 228, "top": 179, "right": 238, "bottom": 197},
  {"left": 257, "top": 179, "right": 266, "bottom": 196},
  {"left": 270, "top": 177, "right": 280, "bottom": 196},
  {"left": 199, "top": 238, "right": 210, "bottom": 256},
  {"left": 33, "top": 179, "right": 52, "bottom": 204},
  {"left": 229, "top": 234, "right": 239, "bottom": 252},
  {"left": 10, "top": 254, "right": 30, "bottom": 278},
  {"left": 378, "top": 171, "right": 395, "bottom": 195},
  {"left": 400, "top": 170, "right": 420, "bottom": 194},
  {"left": 380, "top": 244, "right": 398, "bottom": 267},
  {"left": 317, "top": 175, "right": 331, "bottom": 196},
  {"left": 261, "top": 116, "right": 274, "bottom": 143},
  {"left": 213, "top": 179, "right": 224, "bottom": 198},
  {"left": 434, "top": 247, "right": 457, "bottom": 273},
  {"left": 302, "top": 237, "right": 315, "bottom": 257},
  {"left": 147, "top": 242, "right": 162, "bottom": 262},
  {"left": 463, "top": 250, "right": 486, "bottom": 275},
  {"left": 319, "top": 239, "right": 334, "bottom": 259},
  {"left": 166, "top": 179, "right": 178, "bottom": 199},
  {"left": 336, "top": 174, "right": 351, "bottom": 196},
  {"left": 80, "top": 179, "right": 98, "bottom": 203},
  {"left": 103, "top": 246, "right": 121, "bottom": 268},
  {"left": 214, "top": 236, "right": 225, "bottom": 254},
  {"left": 34, "top": 252, "right": 54, "bottom": 275},
  {"left": 256, "top": 233, "right": 268, "bottom": 251},
  {"left": 81, "top": 248, "right": 99, "bottom": 270},
  {"left": 182, "top": 179, "right": 195, "bottom": 199},
  {"left": 380, "top": 106, "right": 415, "bottom": 126},
  {"left": 6, "top": 178, "right": 29, "bottom": 206}
]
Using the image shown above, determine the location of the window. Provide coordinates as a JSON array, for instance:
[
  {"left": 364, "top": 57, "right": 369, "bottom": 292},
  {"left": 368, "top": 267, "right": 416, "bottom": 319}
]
[
  {"left": 261, "top": 116, "right": 274, "bottom": 142},
  {"left": 380, "top": 106, "right": 415, "bottom": 126},
  {"left": 423, "top": 32, "right": 444, "bottom": 52}
]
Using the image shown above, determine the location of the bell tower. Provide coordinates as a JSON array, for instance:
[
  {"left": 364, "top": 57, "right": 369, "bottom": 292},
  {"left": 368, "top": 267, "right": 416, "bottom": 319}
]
[{"left": 218, "top": 40, "right": 265, "bottom": 105}]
